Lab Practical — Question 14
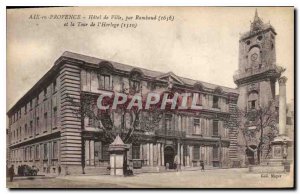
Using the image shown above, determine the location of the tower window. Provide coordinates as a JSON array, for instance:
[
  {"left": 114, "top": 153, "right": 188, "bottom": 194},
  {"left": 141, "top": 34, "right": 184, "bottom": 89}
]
[
  {"left": 248, "top": 92, "right": 258, "bottom": 111},
  {"left": 257, "top": 35, "right": 263, "bottom": 41}
]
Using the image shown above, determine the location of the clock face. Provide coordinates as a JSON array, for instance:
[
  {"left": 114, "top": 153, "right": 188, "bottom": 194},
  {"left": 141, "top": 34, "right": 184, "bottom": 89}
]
[{"left": 251, "top": 53, "right": 258, "bottom": 61}]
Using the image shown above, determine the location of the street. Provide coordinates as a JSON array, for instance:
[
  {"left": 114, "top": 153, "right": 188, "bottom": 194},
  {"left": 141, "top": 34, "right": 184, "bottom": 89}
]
[{"left": 7, "top": 168, "right": 294, "bottom": 188}]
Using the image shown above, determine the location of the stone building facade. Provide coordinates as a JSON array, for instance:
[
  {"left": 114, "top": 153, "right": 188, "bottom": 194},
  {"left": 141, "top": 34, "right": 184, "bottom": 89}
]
[
  {"left": 7, "top": 51, "right": 239, "bottom": 174},
  {"left": 7, "top": 10, "right": 292, "bottom": 174}
]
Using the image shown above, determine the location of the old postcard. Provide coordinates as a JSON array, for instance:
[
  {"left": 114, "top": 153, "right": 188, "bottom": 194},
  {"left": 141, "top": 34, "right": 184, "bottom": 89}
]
[{"left": 6, "top": 6, "right": 294, "bottom": 188}]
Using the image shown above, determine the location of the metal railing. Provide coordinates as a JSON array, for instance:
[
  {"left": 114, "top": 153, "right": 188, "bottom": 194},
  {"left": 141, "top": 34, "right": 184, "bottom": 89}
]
[{"left": 233, "top": 65, "right": 278, "bottom": 81}]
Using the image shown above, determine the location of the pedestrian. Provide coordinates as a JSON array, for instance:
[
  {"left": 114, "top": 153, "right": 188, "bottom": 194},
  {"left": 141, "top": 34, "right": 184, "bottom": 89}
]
[
  {"left": 17, "top": 165, "right": 20, "bottom": 176},
  {"left": 200, "top": 160, "right": 205, "bottom": 171},
  {"left": 8, "top": 165, "right": 14, "bottom": 182},
  {"left": 58, "top": 166, "right": 61, "bottom": 176},
  {"left": 174, "top": 154, "right": 178, "bottom": 171}
]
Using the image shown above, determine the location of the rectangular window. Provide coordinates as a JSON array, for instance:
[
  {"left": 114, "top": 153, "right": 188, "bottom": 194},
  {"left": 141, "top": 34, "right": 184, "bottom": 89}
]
[
  {"left": 36, "top": 117, "right": 40, "bottom": 134},
  {"left": 102, "top": 144, "right": 110, "bottom": 160},
  {"left": 35, "top": 145, "right": 40, "bottom": 160},
  {"left": 53, "top": 107, "right": 57, "bottom": 128},
  {"left": 98, "top": 74, "right": 111, "bottom": 90},
  {"left": 53, "top": 80, "right": 57, "bottom": 92},
  {"left": 36, "top": 96, "right": 39, "bottom": 106},
  {"left": 213, "top": 146, "right": 219, "bottom": 160},
  {"left": 25, "top": 105, "right": 27, "bottom": 114},
  {"left": 30, "top": 121, "right": 33, "bottom": 136},
  {"left": 24, "top": 147, "right": 27, "bottom": 161},
  {"left": 130, "top": 80, "right": 140, "bottom": 93},
  {"left": 44, "top": 88, "right": 47, "bottom": 98},
  {"left": 287, "top": 117, "right": 292, "bottom": 125},
  {"left": 194, "top": 118, "right": 201, "bottom": 134},
  {"left": 44, "top": 113, "right": 48, "bottom": 131},
  {"left": 30, "top": 100, "right": 32, "bottom": 109},
  {"left": 165, "top": 114, "right": 172, "bottom": 130},
  {"left": 29, "top": 147, "right": 32, "bottom": 160},
  {"left": 213, "top": 120, "right": 219, "bottom": 136},
  {"left": 213, "top": 96, "right": 219, "bottom": 108},
  {"left": 24, "top": 124, "right": 27, "bottom": 137},
  {"left": 132, "top": 145, "right": 140, "bottom": 159},
  {"left": 195, "top": 93, "right": 202, "bottom": 106},
  {"left": 193, "top": 146, "right": 200, "bottom": 160},
  {"left": 43, "top": 143, "right": 48, "bottom": 160},
  {"left": 53, "top": 141, "right": 58, "bottom": 159}
]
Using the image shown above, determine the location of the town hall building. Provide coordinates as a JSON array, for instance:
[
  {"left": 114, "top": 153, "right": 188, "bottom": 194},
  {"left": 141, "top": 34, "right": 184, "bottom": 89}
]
[{"left": 7, "top": 11, "right": 291, "bottom": 175}]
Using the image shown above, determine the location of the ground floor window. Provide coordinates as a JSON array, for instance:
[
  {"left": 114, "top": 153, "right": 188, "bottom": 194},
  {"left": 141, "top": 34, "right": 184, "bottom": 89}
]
[
  {"left": 102, "top": 144, "right": 110, "bottom": 161},
  {"left": 213, "top": 146, "right": 218, "bottom": 160},
  {"left": 132, "top": 145, "right": 140, "bottom": 159},
  {"left": 193, "top": 146, "right": 200, "bottom": 160}
]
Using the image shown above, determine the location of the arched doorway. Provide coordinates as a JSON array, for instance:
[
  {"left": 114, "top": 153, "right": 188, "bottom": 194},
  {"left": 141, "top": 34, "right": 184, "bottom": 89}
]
[
  {"left": 246, "top": 145, "right": 257, "bottom": 165},
  {"left": 164, "top": 146, "right": 175, "bottom": 169}
]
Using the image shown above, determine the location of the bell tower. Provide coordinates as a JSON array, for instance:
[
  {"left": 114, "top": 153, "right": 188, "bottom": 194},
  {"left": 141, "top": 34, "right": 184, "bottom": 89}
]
[{"left": 234, "top": 9, "right": 283, "bottom": 110}]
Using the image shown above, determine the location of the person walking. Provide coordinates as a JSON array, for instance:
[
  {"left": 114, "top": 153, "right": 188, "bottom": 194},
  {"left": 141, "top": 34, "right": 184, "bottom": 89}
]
[
  {"left": 174, "top": 154, "right": 179, "bottom": 171},
  {"left": 58, "top": 166, "right": 61, "bottom": 176},
  {"left": 200, "top": 160, "right": 205, "bottom": 171},
  {"left": 8, "top": 165, "right": 15, "bottom": 182}
]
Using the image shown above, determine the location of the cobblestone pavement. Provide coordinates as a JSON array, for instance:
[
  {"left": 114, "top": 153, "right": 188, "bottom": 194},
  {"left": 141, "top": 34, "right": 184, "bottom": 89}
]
[{"left": 7, "top": 168, "right": 294, "bottom": 188}]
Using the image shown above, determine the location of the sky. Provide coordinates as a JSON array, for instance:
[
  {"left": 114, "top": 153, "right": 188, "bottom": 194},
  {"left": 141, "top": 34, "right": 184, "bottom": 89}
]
[{"left": 6, "top": 7, "right": 294, "bottom": 110}]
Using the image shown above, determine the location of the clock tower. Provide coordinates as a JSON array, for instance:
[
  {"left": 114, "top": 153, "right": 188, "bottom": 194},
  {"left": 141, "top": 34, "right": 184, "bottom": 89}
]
[{"left": 234, "top": 10, "right": 284, "bottom": 110}]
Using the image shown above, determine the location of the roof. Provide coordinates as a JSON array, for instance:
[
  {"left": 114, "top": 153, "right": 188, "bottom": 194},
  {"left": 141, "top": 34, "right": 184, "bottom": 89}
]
[
  {"left": 61, "top": 51, "right": 238, "bottom": 94},
  {"left": 8, "top": 51, "right": 238, "bottom": 115}
]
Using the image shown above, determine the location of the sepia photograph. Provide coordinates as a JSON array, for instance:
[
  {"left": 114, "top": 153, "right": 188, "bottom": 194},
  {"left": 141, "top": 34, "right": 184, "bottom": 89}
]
[{"left": 6, "top": 6, "right": 294, "bottom": 188}]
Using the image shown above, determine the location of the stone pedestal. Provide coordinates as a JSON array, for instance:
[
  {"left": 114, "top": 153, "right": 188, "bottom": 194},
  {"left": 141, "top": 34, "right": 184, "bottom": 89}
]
[
  {"left": 249, "top": 76, "right": 292, "bottom": 173},
  {"left": 108, "top": 135, "right": 127, "bottom": 176}
]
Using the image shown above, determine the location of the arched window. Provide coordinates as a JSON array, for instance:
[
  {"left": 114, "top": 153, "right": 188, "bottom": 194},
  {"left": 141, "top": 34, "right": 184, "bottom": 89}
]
[{"left": 248, "top": 92, "right": 259, "bottom": 110}]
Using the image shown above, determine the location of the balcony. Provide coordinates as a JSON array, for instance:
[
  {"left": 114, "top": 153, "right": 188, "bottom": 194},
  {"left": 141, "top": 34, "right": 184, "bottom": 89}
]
[
  {"left": 233, "top": 65, "right": 282, "bottom": 83},
  {"left": 155, "top": 130, "right": 186, "bottom": 138}
]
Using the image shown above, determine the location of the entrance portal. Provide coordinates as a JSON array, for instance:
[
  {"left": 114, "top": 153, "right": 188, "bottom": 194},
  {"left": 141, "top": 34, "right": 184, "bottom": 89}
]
[
  {"left": 246, "top": 145, "right": 257, "bottom": 165},
  {"left": 164, "top": 146, "right": 175, "bottom": 169}
]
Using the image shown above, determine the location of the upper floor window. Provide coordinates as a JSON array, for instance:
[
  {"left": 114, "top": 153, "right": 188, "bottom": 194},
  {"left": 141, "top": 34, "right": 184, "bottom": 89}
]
[
  {"left": 248, "top": 92, "right": 258, "bottom": 111},
  {"left": 30, "top": 100, "right": 33, "bottom": 109},
  {"left": 193, "top": 118, "right": 201, "bottom": 134},
  {"left": 195, "top": 93, "right": 202, "bottom": 106},
  {"left": 25, "top": 124, "right": 27, "bottom": 137},
  {"left": 36, "top": 117, "right": 40, "bottom": 134},
  {"left": 24, "top": 105, "right": 27, "bottom": 114},
  {"left": 129, "top": 80, "right": 140, "bottom": 94},
  {"left": 98, "top": 74, "right": 111, "bottom": 90},
  {"left": 213, "top": 120, "right": 219, "bottom": 136},
  {"left": 53, "top": 80, "right": 57, "bottom": 93},
  {"left": 36, "top": 95, "right": 39, "bottom": 106},
  {"left": 44, "top": 113, "right": 48, "bottom": 131},
  {"left": 53, "top": 107, "right": 57, "bottom": 128},
  {"left": 44, "top": 88, "right": 47, "bottom": 98},
  {"left": 213, "top": 96, "right": 219, "bottom": 108},
  {"left": 30, "top": 121, "right": 33, "bottom": 136},
  {"left": 53, "top": 141, "right": 58, "bottom": 159},
  {"left": 165, "top": 114, "right": 172, "bottom": 130}
]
